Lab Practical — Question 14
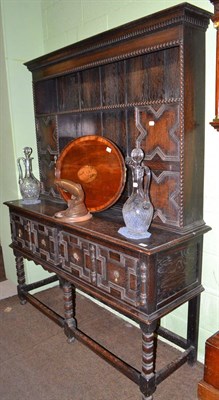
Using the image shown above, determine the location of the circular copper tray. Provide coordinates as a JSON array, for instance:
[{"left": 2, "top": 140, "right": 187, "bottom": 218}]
[{"left": 55, "top": 135, "right": 126, "bottom": 212}]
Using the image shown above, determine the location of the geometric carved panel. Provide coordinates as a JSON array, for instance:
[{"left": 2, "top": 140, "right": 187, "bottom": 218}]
[
  {"left": 96, "top": 245, "right": 140, "bottom": 306},
  {"left": 10, "top": 213, "right": 31, "bottom": 251},
  {"left": 59, "top": 231, "right": 94, "bottom": 283},
  {"left": 58, "top": 231, "right": 140, "bottom": 307},
  {"left": 151, "top": 171, "right": 181, "bottom": 227},
  {"left": 31, "top": 221, "right": 59, "bottom": 264},
  {"left": 10, "top": 213, "right": 59, "bottom": 264},
  {"left": 135, "top": 103, "right": 183, "bottom": 230},
  {"left": 137, "top": 103, "right": 180, "bottom": 162}
]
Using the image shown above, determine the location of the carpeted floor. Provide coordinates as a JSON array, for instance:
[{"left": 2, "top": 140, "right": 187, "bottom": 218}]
[{"left": 0, "top": 286, "right": 203, "bottom": 400}]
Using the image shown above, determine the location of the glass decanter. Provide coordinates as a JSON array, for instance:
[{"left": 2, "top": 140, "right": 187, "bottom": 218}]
[
  {"left": 119, "top": 147, "right": 153, "bottom": 239},
  {"left": 17, "top": 147, "right": 41, "bottom": 204}
]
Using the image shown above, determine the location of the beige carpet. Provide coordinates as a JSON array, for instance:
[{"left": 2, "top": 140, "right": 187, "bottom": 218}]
[{"left": 0, "top": 286, "right": 203, "bottom": 400}]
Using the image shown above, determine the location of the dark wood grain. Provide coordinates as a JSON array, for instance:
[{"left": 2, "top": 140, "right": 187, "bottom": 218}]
[
  {"left": 27, "top": 3, "right": 211, "bottom": 234},
  {"left": 5, "top": 4, "right": 212, "bottom": 400}
]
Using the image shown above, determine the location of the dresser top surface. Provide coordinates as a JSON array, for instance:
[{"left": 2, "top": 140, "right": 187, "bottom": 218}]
[{"left": 5, "top": 199, "right": 210, "bottom": 255}]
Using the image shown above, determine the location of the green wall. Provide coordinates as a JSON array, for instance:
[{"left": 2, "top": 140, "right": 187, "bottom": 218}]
[
  {"left": 0, "top": 0, "right": 46, "bottom": 283},
  {"left": 0, "top": 0, "right": 218, "bottom": 363}
]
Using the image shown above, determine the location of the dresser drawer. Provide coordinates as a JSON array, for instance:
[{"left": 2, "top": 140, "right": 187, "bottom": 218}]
[
  {"left": 96, "top": 246, "right": 140, "bottom": 306},
  {"left": 10, "top": 213, "right": 32, "bottom": 251},
  {"left": 30, "top": 220, "right": 59, "bottom": 264},
  {"left": 59, "top": 231, "right": 140, "bottom": 307},
  {"left": 10, "top": 213, "right": 59, "bottom": 264}
]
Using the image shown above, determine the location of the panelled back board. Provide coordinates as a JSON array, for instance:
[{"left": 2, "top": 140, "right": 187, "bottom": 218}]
[{"left": 25, "top": 3, "right": 211, "bottom": 234}]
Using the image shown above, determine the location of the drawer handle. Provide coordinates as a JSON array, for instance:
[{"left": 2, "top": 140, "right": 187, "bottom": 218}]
[
  {"left": 41, "top": 238, "right": 46, "bottom": 248},
  {"left": 18, "top": 229, "right": 23, "bottom": 238},
  {"left": 113, "top": 271, "right": 120, "bottom": 283},
  {"left": 73, "top": 252, "right": 79, "bottom": 262}
]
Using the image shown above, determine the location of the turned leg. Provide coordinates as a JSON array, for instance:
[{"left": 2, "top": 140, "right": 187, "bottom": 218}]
[
  {"left": 15, "top": 254, "right": 26, "bottom": 304},
  {"left": 62, "top": 280, "right": 77, "bottom": 343},
  {"left": 187, "top": 294, "right": 200, "bottom": 365},
  {"left": 140, "top": 321, "right": 158, "bottom": 400}
]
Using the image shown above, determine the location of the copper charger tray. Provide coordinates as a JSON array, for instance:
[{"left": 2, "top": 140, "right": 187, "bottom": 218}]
[{"left": 55, "top": 135, "right": 126, "bottom": 212}]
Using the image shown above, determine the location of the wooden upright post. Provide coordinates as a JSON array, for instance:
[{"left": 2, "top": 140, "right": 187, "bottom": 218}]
[{"left": 210, "top": 1, "right": 219, "bottom": 131}]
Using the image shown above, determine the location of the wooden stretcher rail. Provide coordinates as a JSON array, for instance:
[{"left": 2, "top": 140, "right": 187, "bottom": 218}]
[{"left": 18, "top": 277, "right": 197, "bottom": 395}]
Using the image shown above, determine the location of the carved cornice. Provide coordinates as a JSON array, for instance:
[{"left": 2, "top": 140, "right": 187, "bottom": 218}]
[
  {"left": 34, "top": 40, "right": 182, "bottom": 82},
  {"left": 25, "top": 4, "right": 211, "bottom": 74}
]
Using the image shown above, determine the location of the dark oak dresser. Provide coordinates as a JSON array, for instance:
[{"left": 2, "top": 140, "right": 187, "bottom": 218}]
[{"left": 5, "top": 3, "right": 212, "bottom": 399}]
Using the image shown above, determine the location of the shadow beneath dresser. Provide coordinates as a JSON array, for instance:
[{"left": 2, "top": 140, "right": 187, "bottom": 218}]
[{"left": 0, "top": 286, "right": 203, "bottom": 400}]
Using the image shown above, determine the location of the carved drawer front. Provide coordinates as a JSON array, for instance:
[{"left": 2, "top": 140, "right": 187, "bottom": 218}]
[
  {"left": 59, "top": 231, "right": 95, "bottom": 283},
  {"left": 10, "top": 213, "right": 31, "bottom": 251},
  {"left": 59, "top": 231, "right": 140, "bottom": 307},
  {"left": 96, "top": 245, "right": 140, "bottom": 307},
  {"left": 30, "top": 221, "right": 59, "bottom": 264},
  {"left": 10, "top": 213, "right": 58, "bottom": 264}
]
